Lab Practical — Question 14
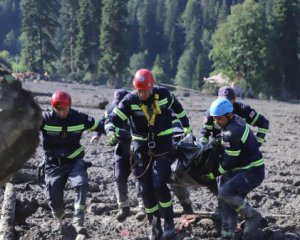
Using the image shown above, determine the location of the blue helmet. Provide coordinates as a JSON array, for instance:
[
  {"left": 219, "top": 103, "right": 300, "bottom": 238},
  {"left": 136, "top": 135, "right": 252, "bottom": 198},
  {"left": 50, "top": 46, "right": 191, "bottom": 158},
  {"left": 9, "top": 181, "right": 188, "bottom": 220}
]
[{"left": 210, "top": 98, "right": 233, "bottom": 117}]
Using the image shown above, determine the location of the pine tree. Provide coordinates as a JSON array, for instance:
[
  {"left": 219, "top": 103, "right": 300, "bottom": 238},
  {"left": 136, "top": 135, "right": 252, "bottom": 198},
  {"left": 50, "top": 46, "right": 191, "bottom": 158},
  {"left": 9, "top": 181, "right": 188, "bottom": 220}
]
[
  {"left": 163, "top": 0, "right": 187, "bottom": 77},
  {"left": 60, "top": 0, "right": 79, "bottom": 79},
  {"left": 175, "top": 0, "right": 202, "bottom": 88},
  {"left": 75, "top": 0, "right": 101, "bottom": 83},
  {"left": 270, "top": 0, "right": 300, "bottom": 99},
  {"left": 20, "top": 0, "right": 60, "bottom": 73},
  {"left": 99, "top": 0, "right": 128, "bottom": 87}
]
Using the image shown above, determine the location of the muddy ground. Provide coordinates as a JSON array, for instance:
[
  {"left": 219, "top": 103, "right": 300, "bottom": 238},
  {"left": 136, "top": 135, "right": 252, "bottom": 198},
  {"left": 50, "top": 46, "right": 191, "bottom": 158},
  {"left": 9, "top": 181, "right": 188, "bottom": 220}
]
[{"left": 1, "top": 80, "right": 299, "bottom": 240}]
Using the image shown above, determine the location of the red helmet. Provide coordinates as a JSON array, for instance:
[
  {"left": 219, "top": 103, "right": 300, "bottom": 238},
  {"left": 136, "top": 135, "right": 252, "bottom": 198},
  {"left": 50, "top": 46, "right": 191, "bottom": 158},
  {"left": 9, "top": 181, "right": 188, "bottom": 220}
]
[
  {"left": 51, "top": 90, "right": 71, "bottom": 109},
  {"left": 133, "top": 69, "right": 155, "bottom": 90}
]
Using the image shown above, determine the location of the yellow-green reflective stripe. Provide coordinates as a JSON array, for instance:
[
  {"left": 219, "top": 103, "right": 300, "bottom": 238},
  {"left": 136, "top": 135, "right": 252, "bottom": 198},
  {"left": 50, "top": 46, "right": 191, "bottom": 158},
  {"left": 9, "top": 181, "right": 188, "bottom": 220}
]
[
  {"left": 184, "top": 127, "right": 192, "bottom": 133},
  {"left": 219, "top": 165, "right": 226, "bottom": 174},
  {"left": 74, "top": 203, "right": 85, "bottom": 210},
  {"left": 256, "top": 137, "right": 265, "bottom": 144},
  {"left": 176, "top": 111, "right": 186, "bottom": 119},
  {"left": 115, "top": 127, "right": 120, "bottom": 136},
  {"left": 225, "top": 149, "right": 241, "bottom": 156},
  {"left": 67, "top": 146, "right": 84, "bottom": 159},
  {"left": 44, "top": 125, "right": 62, "bottom": 131},
  {"left": 258, "top": 128, "right": 268, "bottom": 134},
  {"left": 207, "top": 172, "right": 214, "bottom": 179},
  {"left": 67, "top": 124, "right": 85, "bottom": 132},
  {"left": 168, "top": 96, "right": 174, "bottom": 109},
  {"left": 132, "top": 135, "right": 147, "bottom": 141},
  {"left": 159, "top": 200, "right": 173, "bottom": 208},
  {"left": 235, "top": 200, "right": 246, "bottom": 212},
  {"left": 233, "top": 158, "right": 264, "bottom": 171},
  {"left": 251, "top": 113, "right": 260, "bottom": 126},
  {"left": 89, "top": 119, "right": 99, "bottom": 131},
  {"left": 105, "top": 123, "right": 114, "bottom": 130},
  {"left": 113, "top": 108, "right": 128, "bottom": 121},
  {"left": 241, "top": 126, "right": 250, "bottom": 143},
  {"left": 205, "top": 124, "right": 213, "bottom": 130},
  {"left": 221, "top": 230, "right": 235, "bottom": 237},
  {"left": 157, "top": 128, "right": 173, "bottom": 136},
  {"left": 131, "top": 104, "right": 141, "bottom": 110},
  {"left": 172, "top": 119, "right": 181, "bottom": 124},
  {"left": 159, "top": 98, "right": 168, "bottom": 106},
  {"left": 145, "top": 204, "right": 159, "bottom": 214}
]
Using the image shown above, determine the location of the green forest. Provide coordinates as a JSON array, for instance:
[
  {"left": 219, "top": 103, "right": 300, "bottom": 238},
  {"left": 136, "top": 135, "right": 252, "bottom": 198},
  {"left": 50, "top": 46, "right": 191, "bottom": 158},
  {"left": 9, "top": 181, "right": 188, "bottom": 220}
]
[{"left": 0, "top": 0, "right": 299, "bottom": 100}]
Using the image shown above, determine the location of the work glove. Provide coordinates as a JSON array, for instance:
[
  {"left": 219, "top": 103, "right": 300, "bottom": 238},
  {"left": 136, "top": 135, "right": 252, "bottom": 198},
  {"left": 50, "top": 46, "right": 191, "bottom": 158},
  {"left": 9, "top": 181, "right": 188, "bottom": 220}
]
[
  {"left": 107, "top": 131, "right": 118, "bottom": 146},
  {"left": 199, "top": 137, "right": 209, "bottom": 145}
]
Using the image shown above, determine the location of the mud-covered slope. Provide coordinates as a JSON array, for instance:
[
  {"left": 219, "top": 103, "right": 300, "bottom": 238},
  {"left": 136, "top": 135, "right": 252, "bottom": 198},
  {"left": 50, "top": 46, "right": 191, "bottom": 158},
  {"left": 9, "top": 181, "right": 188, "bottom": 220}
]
[{"left": 2, "top": 80, "right": 298, "bottom": 240}]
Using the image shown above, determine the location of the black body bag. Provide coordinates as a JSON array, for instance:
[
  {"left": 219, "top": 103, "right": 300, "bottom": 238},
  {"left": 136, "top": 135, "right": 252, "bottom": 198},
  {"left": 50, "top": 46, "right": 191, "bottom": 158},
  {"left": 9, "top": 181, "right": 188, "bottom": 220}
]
[{"left": 170, "top": 141, "right": 223, "bottom": 187}]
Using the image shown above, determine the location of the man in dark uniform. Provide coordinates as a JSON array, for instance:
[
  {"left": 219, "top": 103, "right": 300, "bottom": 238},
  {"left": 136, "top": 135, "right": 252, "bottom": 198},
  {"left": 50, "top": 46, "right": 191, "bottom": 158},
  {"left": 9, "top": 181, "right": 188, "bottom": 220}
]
[
  {"left": 199, "top": 86, "right": 269, "bottom": 146},
  {"left": 207, "top": 98, "right": 265, "bottom": 240},
  {"left": 101, "top": 89, "right": 194, "bottom": 222},
  {"left": 107, "top": 69, "right": 193, "bottom": 240},
  {"left": 103, "top": 89, "right": 145, "bottom": 221},
  {"left": 40, "top": 90, "right": 104, "bottom": 233}
]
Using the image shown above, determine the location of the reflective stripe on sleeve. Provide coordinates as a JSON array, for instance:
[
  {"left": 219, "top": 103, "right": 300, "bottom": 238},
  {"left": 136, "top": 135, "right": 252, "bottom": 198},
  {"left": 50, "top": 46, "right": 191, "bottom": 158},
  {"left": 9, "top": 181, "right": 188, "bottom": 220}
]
[
  {"left": 88, "top": 119, "right": 99, "bottom": 131},
  {"left": 225, "top": 149, "right": 241, "bottom": 156},
  {"left": 113, "top": 108, "right": 128, "bottom": 121},
  {"left": 159, "top": 98, "right": 168, "bottom": 106},
  {"left": 258, "top": 128, "right": 268, "bottom": 134},
  {"left": 250, "top": 113, "right": 260, "bottom": 126},
  {"left": 176, "top": 111, "right": 186, "bottom": 119},
  {"left": 241, "top": 125, "right": 250, "bottom": 143}
]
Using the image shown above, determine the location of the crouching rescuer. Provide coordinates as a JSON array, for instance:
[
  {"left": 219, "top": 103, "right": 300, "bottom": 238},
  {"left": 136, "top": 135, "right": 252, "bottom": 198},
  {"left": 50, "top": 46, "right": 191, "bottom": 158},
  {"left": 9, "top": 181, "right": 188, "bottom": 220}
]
[
  {"left": 40, "top": 90, "right": 104, "bottom": 233},
  {"left": 107, "top": 69, "right": 193, "bottom": 239},
  {"left": 207, "top": 98, "right": 265, "bottom": 240}
]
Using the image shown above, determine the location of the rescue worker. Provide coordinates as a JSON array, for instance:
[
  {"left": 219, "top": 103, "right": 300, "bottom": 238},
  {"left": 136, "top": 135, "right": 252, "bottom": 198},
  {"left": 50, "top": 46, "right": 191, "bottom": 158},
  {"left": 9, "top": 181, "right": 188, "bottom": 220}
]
[
  {"left": 199, "top": 86, "right": 269, "bottom": 146},
  {"left": 103, "top": 89, "right": 146, "bottom": 221},
  {"left": 40, "top": 90, "right": 104, "bottom": 234},
  {"left": 207, "top": 98, "right": 265, "bottom": 240},
  {"left": 106, "top": 69, "right": 193, "bottom": 239}
]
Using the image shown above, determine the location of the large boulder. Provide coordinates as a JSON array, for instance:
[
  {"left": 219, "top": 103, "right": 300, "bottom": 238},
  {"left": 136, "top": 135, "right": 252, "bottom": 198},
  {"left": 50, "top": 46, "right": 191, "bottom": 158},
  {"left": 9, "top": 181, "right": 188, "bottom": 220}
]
[{"left": 0, "top": 65, "right": 41, "bottom": 184}]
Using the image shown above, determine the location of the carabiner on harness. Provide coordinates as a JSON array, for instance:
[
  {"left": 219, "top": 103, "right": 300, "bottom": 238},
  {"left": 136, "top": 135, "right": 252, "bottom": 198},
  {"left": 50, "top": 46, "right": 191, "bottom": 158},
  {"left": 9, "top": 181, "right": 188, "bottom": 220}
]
[{"left": 147, "top": 132, "right": 156, "bottom": 149}]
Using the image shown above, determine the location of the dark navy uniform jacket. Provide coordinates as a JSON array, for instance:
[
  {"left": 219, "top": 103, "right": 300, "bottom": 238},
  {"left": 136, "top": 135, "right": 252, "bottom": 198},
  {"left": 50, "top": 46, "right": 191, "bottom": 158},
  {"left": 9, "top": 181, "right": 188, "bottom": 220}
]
[
  {"left": 200, "top": 101, "right": 269, "bottom": 145},
  {"left": 41, "top": 109, "right": 104, "bottom": 159},
  {"left": 215, "top": 115, "right": 264, "bottom": 176},
  {"left": 109, "top": 86, "right": 191, "bottom": 155},
  {"left": 104, "top": 89, "right": 130, "bottom": 134}
]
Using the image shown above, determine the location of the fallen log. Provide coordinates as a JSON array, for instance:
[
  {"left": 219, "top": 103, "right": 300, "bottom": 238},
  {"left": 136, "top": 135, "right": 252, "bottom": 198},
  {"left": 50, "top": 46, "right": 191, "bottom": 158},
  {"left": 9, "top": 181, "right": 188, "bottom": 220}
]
[{"left": 0, "top": 183, "right": 16, "bottom": 240}]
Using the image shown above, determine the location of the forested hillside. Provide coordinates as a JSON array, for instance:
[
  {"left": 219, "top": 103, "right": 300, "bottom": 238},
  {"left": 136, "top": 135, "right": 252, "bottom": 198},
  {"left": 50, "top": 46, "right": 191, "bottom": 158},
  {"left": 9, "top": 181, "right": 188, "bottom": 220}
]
[{"left": 0, "top": 0, "right": 299, "bottom": 99}]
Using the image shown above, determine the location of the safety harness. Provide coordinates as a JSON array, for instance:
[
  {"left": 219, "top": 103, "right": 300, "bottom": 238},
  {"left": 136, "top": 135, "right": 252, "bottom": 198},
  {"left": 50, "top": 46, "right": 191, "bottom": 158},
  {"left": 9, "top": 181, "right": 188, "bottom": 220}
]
[{"left": 134, "top": 94, "right": 162, "bottom": 179}]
